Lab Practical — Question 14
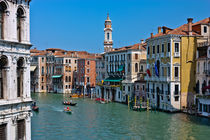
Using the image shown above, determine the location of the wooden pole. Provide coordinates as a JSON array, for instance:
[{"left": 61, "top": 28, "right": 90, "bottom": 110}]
[{"left": 128, "top": 95, "right": 130, "bottom": 109}]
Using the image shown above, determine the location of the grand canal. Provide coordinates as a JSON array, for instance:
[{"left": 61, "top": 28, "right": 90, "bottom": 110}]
[{"left": 31, "top": 93, "right": 210, "bottom": 140}]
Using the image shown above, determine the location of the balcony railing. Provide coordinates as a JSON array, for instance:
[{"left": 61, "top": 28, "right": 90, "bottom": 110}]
[
  {"left": 174, "top": 77, "right": 180, "bottom": 81},
  {"left": 204, "top": 70, "right": 210, "bottom": 76},
  {"left": 174, "top": 52, "right": 180, "bottom": 57},
  {"left": 198, "top": 41, "right": 209, "bottom": 47}
]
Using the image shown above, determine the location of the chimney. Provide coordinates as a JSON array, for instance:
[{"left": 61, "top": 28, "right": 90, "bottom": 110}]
[
  {"left": 187, "top": 18, "right": 193, "bottom": 35},
  {"left": 151, "top": 33, "right": 153, "bottom": 38},
  {"left": 158, "top": 26, "right": 161, "bottom": 34},
  {"left": 141, "top": 39, "right": 144, "bottom": 44}
]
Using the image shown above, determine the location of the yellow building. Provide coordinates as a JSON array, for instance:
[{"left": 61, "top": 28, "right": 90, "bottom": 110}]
[{"left": 146, "top": 18, "right": 209, "bottom": 112}]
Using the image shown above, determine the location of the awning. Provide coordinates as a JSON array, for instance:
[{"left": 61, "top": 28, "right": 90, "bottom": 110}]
[
  {"left": 30, "top": 66, "right": 37, "bottom": 72},
  {"left": 117, "top": 65, "right": 124, "bottom": 72},
  {"left": 104, "top": 76, "right": 122, "bottom": 82},
  {"left": 52, "top": 75, "right": 62, "bottom": 78},
  {"left": 203, "top": 85, "right": 210, "bottom": 90}
]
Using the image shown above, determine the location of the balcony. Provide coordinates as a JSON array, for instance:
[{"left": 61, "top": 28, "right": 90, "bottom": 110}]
[
  {"left": 204, "top": 70, "right": 210, "bottom": 76},
  {"left": 198, "top": 41, "right": 209, "bottom": 47},
  {"left": 174, "top": 52, "right": 180, "bottom": 57},
  {"left": 174, "top": 77, "right": 180, "bottom": 81}
]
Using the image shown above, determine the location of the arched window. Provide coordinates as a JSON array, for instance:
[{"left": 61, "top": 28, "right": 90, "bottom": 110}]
[
  {"left": 17, "top": 57, "right": 24, "bottom": 97},
  {"left": 135, "top": 63, "right": 138, "bottom": 72},
  {"left": 0, "top": 1, "right": 7, "bottom": 39},
  {"left": 107, "top": 32, "right": 110, "bottom": 40},
  {"left": 17, "top": 8, "right": 24, "bottom": 42},
  {"left": 0, "top": 55, "right": 8, "bottom": 99}
]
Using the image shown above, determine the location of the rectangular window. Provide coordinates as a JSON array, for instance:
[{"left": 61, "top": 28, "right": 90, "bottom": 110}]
[
  {"left": 162, "top": 44, "right": 164, "bottom": 53},
  {"left": 157, "top": 45, "right": 160, "bottom": 53},
  {"left": 137, "top": 85, "right": 139, "bottom": 90},
  {"left": 168, "top": 43, "right": 170, "bottom": 52},
  {"left": 42, "top": 57, "right": 44, "bottom": 63},
  {"left": 204, "top": 26, "right": 207, "bottom": 33},
  {"left": 175, "top": 85, "right": 179, "bottom": 95},
  {"left": 17, "top": 120, "right": 25, "bottom": 140},
  {"left": 135, "top": 54, "right": 138, "bottom": 60},
  {"left": 168, "top": 67, "right": 170, "bottom": 76},
  {"left": 128, "top": 86, "right": 130, "bottom": 92},
  {"left": 162, "top": 67, "right": 164, "bottom": 76},
  {"left": 0, "top": 124, "right": 6, "bottom": 140},
  {"left": 147, "top": 46, "right": 150, "bottom": 55},
  {"left": 175, "top": 96, "right": 179, "bottom": 101},
  {"left": 143, "top": 85, "right": 145, "bottom": 91},
  {"left": 0, "top": 70, "right": 3, "bottom": 99},
  {"left": 153, "top": 46, "right": 155, "bottom": 54},
  {"left": 87, "top": 77, "right": 90, "bottom": 83},
  {"left": 87, "top": 69, "right": 90, "bottom": 73},
  {"left": 175, "top": 67, "right": 179, "bottom": 78},
  {"left": 123, "top": 86, "right": 125, "bottom": 91},
  {"left": 175, "top": 43, "right": 179, "bottom": 52}
]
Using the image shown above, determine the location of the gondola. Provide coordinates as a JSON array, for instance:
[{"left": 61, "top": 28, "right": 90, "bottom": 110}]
[
  {"left": 63, "top": 101, "right": 77, "bottom": 106},
  {"left": 32, "top": 101, "right": 39, "bottom": 112},
  {"left": 32, "top": 106, "right": 39, "bottom": 112}
]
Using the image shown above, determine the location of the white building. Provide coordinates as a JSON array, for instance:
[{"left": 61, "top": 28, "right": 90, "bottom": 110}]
[
  {"left": 0, "top": 0, "right": 32, "bottom": 140},
  {"left": 195, "top": 18, "right": 210, "bottom": 117}
]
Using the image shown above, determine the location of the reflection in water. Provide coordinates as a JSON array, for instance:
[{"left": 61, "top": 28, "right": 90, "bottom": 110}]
[{"left": 32, "top": 93, "right": 210, "bottom": 140}]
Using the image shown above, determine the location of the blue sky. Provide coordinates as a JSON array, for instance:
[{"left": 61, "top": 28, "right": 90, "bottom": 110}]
[{"left": 30, "top": 0, "right": 210, "bottom": 53}]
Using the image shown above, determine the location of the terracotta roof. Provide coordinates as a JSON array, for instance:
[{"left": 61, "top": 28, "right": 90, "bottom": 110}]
[
  {"left": 108, "top": 43, "right": 147, "bottom": 53},
  {"left": 147, "top": 18, "right": 209, "bottom": 40},
  {"left": 193, "top": 17, "right": 210, "bottom": 25}
]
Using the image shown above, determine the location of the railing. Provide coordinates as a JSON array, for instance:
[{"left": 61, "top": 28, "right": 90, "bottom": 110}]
[
  {"left": 197, "top": 41, "right": 209, "bottom": 47},
  {"left": 174, "top": 77, "right": 180, "bottom": 81},
  {"left": 204, "top": 70, "right": 210, "bottom": 76},
  {"left": 174, "top": 52, "right": 180, "bottom": 57}
]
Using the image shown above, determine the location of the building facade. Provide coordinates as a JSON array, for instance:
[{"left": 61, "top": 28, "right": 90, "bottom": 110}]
[
  {"left": 146, "top": 17, "right": 209, "bottom": 112},
  {"left": 195, "top": 18, "right": 210, "bottom": 117},
  {"left": 76, "top": 57, "right": 96, "bottom": 96},
  {"left": 0, "top": 0, "right": 32, "bottom": 139},
  {"left": 97, "top": 43, "right": 147, "bottom": 103},
  {"left": 104, "top": 13, "right": 113, "bottom": 53}
]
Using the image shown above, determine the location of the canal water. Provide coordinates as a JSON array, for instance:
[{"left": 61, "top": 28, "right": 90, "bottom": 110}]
[{"left": 31, "top": 93, "right": 210, "bottom": 140}]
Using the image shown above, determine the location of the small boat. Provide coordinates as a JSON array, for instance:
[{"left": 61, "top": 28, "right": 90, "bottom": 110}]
[
  {"left": 32, "top": 106, "right": 39, "bottom": 112},
  {"left": 63, "top": 101, "right": 77, "bottom": 106},
  {"left": 100, "top": 101, "right": 106, "bottom": 104},
  {"left": 70, "top": 94, "right": 79, "bottom": 98},
  {"left": 32, "top": 101, "right": 39, "bottom": 112},
  {"left": 64, "top": 107, "right": 72, "bottom": 114}
]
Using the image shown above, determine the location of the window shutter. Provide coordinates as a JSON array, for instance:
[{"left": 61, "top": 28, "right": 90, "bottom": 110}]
[
  {"left": 0, "top": 124, "right": 6, "bottom": 140},
  {"left": 17, "top": 120, "right": 25, "bottom": 140}
]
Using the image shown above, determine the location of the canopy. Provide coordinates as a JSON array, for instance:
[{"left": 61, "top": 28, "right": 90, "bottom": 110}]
[
  {"left": 30, "top": 66, "right": 37, "bottom": 72},
  {"left": 117, "top": 65, "right": 124, "bottom": 72},
  {"left": 52, "top": 75, "right": 62, "bottom": 78},
  {"left": 104, "top": 76, "right": 122, "bottom": 82}
]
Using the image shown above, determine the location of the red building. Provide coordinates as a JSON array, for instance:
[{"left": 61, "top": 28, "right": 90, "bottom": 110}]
[{"left": 77, "top": 55, "right": 96, "bottom": 95}]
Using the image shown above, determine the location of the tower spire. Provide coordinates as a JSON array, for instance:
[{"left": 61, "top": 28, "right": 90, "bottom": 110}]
[{"left": 104, "top": 13, "right": 113, "bottom": 53}]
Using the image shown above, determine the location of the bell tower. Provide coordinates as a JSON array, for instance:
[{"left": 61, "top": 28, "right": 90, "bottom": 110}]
[{"left": 104, "top": 13, "right": 113, "bottom": 52}]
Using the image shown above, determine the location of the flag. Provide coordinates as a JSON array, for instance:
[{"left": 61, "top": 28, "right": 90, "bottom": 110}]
[
  {"left": 155, "top": 62, "right": 159, "bottom": 77},
  {"left": 146, "top": 64, "right": 151, "bottom": 77},
  {"left": 146, "top": 69, "right": 151, "bottom": 77}
]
